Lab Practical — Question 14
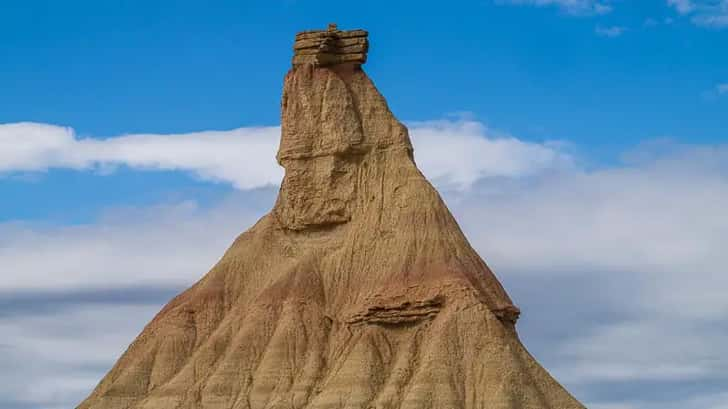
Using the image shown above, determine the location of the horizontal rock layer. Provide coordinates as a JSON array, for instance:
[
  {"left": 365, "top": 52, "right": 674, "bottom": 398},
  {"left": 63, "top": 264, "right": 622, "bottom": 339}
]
[
  {"left": 295, "top": 28, "right": 368, "bottom": 41},
  {"left": 292, "top": 27, "right": 368, "bottom": 67},
  {"left": 346, "top": 296, "right": 443, "bottom": 325}
]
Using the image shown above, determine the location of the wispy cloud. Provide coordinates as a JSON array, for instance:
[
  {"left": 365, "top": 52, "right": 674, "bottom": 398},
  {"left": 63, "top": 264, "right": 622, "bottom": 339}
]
[
  {"left": 703, "top": 83, "right": 728, "bottom": 99},
  {"left": 407, "top": 120, "right": 572, "bottom": 188},
  {"left": 0, "top": 302, "right": 160, "bottom": 409},
  {"left": 0, "top": 123, "right": 283, "bottom": 190},
  {"left": 0, "top": 120, "right": 571, "bottom": 191},
  {"left": 668, "top": 0, "right": 696, "bottom": 14},
  {"left": 668, "top": 0, "right": 728, "bottom": 28},
  {"left": 588, "top": 392, "right": 728, "bottom": 409},
  {"left": 595, "top": 25, "right": 627, "bottom": 37},
  {"left": 496, "top": 0, "right": 612, "bottom": 16},
  {"left": 0, "top": 195, "right": 272, "bottom": 292}
]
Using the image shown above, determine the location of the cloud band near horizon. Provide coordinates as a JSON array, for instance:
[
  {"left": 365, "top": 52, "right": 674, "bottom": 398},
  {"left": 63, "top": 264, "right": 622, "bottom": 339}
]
[{"left": 0, "top": 120, "right": 572, "bottom": 191}]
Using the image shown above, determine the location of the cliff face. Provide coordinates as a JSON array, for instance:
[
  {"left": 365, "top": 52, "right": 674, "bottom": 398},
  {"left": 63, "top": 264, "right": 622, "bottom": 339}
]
[{"left": 78, "top": 26, "right": 585, "bottom": 409}]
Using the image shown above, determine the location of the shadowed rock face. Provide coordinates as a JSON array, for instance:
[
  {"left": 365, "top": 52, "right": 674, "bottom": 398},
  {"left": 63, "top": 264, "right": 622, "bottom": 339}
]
[{"left": 78, "top": 26, "right": 585, "bottom": 409}]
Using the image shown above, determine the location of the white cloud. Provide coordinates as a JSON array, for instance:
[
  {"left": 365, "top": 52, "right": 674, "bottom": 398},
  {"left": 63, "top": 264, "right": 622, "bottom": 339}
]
[
  {"left": 0, "top": 303, "right": 159, "bottom": 408},
  {"left": 557, "top": 320, "right": 728, "bottom": 382},
  {"left": 0, "top": 195, "right": 271, "bottom": 292},
  {"left": 595, "top": 25, "right": 627, "bottom": 37},
  {"left": 0, "top": 123, "right": 283, "bottom": 190},
  {"left": 408, "top": 120, "right": 572, "bottom": 189},
  {"left": 496, "top": 0, "right": 612, "bottom": 15},
  {"left": 0, "top": 120, "right": 570, "bottom": 191},
  {"left": 718, "top": 83, "right": 728, "bottom": 94},
  {"left": 457, "top": 144, "right": 728, "bottom": 284},
  {"left": 668, "top": 0, "right": 728, "bottom": 28}
]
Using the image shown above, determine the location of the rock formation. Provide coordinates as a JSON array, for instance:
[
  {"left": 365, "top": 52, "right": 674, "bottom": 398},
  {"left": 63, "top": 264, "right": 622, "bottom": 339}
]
[{"left": 78, "top": 25, "right": 585, "bottom": 409}]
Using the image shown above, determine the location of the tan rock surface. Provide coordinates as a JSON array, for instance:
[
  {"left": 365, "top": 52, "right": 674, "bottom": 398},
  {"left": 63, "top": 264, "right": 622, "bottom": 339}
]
[{"left": 78, "top": 26, "right": 585, "bottom": 409}]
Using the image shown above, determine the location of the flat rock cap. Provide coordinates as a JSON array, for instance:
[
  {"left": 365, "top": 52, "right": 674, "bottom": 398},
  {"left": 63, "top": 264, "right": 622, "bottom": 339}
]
[{"left": 292, "top": 24, "right": 368, "bottom": 67}]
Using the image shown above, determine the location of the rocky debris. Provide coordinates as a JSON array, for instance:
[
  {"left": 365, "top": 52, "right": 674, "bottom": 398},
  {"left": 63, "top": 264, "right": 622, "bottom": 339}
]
[
  {"left": 78, "top": 26, "right": 586, "bottom": 409},
  {"left": 292, "top": 23, "right": 368, "bottom": 67}
]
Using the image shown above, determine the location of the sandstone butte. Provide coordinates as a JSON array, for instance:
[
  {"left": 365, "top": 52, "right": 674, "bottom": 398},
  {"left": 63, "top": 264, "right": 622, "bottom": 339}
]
[{"left": 78, "top": 25, "right": 586, "bottom": 409}]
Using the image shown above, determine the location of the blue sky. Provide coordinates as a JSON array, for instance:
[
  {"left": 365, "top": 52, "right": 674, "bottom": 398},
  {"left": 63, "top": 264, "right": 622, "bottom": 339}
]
[
  {"left": 1, "top": 0, "right": 727, "bottom": 224},
  {"left": 1, "top": 1, "right": 727, "bottom": 408}
]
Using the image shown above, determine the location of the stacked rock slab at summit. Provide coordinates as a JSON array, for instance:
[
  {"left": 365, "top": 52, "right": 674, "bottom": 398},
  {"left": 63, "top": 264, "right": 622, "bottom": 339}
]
[{"left": 292, "top": 23, "right": 368, "bottom": 67}]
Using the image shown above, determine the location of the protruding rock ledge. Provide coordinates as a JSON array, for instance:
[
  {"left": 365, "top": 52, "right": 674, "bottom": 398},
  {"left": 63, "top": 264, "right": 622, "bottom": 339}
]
[
  {"left": 347, "top": 296, "right": 444, "bottom": 326},
  {"left": 292, "top": 23, "right": 368, "bottom": 67},
  {"left": 493, "top": 305, "right": 521, "bottom": 324}
]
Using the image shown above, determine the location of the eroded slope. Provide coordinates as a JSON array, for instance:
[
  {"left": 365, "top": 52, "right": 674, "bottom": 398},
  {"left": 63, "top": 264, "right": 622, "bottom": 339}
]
[{"left": 78, "top": 56, "right": 584, "bottom": 409}]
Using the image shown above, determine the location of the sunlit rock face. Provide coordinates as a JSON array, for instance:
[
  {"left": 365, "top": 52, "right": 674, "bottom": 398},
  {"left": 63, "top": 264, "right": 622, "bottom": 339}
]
[{"left": 78, "top": 25, "right": 585, "bottom": 409}]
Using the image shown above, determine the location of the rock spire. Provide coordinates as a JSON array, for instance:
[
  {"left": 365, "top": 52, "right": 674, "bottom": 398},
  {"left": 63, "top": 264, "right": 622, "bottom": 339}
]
[{"left": 78, "top": 26, "right": 585, "bottom": 409}]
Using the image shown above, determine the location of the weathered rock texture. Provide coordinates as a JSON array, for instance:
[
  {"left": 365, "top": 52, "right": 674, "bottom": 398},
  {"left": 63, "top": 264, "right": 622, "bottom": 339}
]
[{"left": 78, "top": 26, "right": 585, "bottom": 409}]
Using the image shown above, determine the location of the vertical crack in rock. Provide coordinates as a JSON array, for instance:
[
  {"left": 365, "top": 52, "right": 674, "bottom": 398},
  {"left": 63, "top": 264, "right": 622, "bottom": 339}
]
[{"left": 78, "top": 25, "right": 586, "bottom": 409}]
